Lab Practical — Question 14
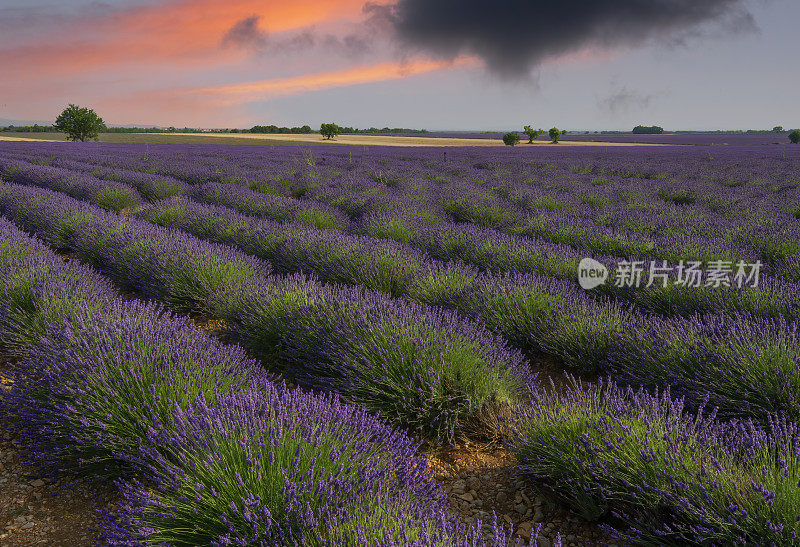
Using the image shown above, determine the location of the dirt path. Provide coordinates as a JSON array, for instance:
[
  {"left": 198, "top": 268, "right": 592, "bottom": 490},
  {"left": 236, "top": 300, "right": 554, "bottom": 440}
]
[
  {"left": 428, "top": 444, "right": 605, "bottom": 546},
  {"left": 0, "top": 135, "right": 61, "bottom": 142}
]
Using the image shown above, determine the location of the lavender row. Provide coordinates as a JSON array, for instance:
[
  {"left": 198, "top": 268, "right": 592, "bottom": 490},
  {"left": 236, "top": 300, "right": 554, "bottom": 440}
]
[
  {"left": 0, "top": 217, "right": 507, "bottom": 545},
  {"left": 0, "top": 182, "right": 530, "bottom": 443},
  {"left": 175, "top": 182, "right": 800, "bottom": 322},
  {"left": 0, "top": 153, "right": 191, "bottom": 202},
  {"left": 0, "top": 156, "right": 142, "bottom": 212},
  {"left": 512, "top": 379, "right": 800, "bottom": 544},
  {"left": 130, "top": 194, "right": 800, "bottom": 422}
]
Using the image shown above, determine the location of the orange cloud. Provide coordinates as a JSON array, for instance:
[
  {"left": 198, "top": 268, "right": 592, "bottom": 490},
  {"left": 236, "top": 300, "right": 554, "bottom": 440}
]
[
  {"left": 94, "top": 56, "right": 475, "bottom": 126},
  {"left": 181, "top": 57, "right": 475, "bottom": 104},
  {"left": 0, "top": 0, "right": 367, "bottom": 77}
]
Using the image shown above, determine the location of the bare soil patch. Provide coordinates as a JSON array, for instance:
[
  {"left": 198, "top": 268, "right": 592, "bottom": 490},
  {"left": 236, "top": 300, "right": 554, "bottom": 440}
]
[{"left": 427, "top": 443, "right": 605, "bottom": 546}]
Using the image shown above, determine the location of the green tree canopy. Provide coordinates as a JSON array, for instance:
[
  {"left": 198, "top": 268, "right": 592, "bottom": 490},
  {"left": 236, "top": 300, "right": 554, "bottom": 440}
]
[
  {"left": 502, "top": 132, "right": 521, "bottom": 146},
  {"left": 522, "top": 125, "right": 543, "bottom": 144},
  {"left": 633, "top": 125, "right": 664, "bottom": 134},
  {"left": 54, "top": 104, "right": 106, "bottom": 142},
  {"left": 320, "top": 123, "right": 341, "bottom": 140},
  {"left": 549, "top": 127, "right": 562, "bottom": 143},
  {"left": 790, "top": 130, "right": 800, "bottom": 144}
]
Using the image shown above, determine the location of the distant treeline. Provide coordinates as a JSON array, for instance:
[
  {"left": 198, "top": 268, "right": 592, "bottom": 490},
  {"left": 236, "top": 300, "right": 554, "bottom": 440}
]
[
  {"left": 344, "top": 127, "right": 429, "bottom": 134},
  {"left": 1, "top": 124, "right": 429, "bottom": 135},
  {"left": 593, "top": 128, "right": 789, "bottom": 135},
  {"left": 1, "top": 124, "right": 57, "bottom": 132},
  {"left": 105, "top": 127, "right": 199, "bottom": 133}
]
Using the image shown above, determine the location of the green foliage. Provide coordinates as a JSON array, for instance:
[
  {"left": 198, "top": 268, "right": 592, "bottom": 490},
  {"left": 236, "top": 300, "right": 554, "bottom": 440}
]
[
  {"left": 0, "top": 124, "right": 57, "bottom": 133},
  {"left": 522, "top": 125, "right": 543, "bottom": 144},
  {"left": 632, "top": 125, "right": 664, "bottom": 134},
  {"left": 502, "top": 132, "right": 521, "bottom": 146},
  {"left": 657, "top": 188, "right": 696, "bottom": 205},
  {"left": 249, "top": 124, "right": 313, "bottom": 134},
  {"left": 549, "top": 127, "right": 562, "bottom": 144},
  {"left": 320, "top": 123, "right": 341, "bottom": 140},
  {"left": 790, "top": 130, "right": 800, "bottom": 144},
  {"left": 54, "top": 104, "right": 106, "bottom": 142},
  {"left": 89, "top": 187, "right": 140, "bottom": 212}
]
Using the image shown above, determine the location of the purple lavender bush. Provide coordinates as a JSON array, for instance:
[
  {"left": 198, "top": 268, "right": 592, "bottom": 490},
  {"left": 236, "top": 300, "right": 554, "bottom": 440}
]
[
  {"left": 139, "top": 196, "right": 437, "bottom": 297},
  {"left": 192, "top": 182, "right": 350, "bottom": 230},
  {"left": 513, "top": 379, "right": 800, "bottom": 544},
  {"left": 214, "top": 277, "right": 532, "bottom": 443},
  {"left": 101, "top": 387, "right": 517, "bottom": 546},
  {"left": 5, "top": 299, "right": 260, "bottom": 477},
  {"left": 0, "top": 157, "right": 142, "bottom": 212},
  {"left": 272, "top": 285, "right": 532, "bottom": 443},
  {"left": 457, "top": 272, "right": 634, "bottom": 374},
  {"left": 606, "top": 312, "right": 800, "bottom": 420},
  {"left": 0, "top": 184, "right": 272, "bottom": 314},
  {"left": 0, "top": 217, "right": 117, "bottom": 354}
]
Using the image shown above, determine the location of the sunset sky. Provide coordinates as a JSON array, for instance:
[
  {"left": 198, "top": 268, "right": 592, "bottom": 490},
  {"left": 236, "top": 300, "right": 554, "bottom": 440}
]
[{"left": 1, "top": 0, "right": 797, "bottom": 130}]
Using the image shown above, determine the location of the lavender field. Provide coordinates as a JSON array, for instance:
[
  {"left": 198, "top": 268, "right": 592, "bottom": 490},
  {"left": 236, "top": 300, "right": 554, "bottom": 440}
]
[{"left": 1, "top": 140, "right": 800, "bottom": 545}]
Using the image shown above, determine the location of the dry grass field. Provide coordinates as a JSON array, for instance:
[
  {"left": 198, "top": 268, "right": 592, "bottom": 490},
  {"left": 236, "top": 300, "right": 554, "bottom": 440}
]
[{"left": 0, "top": 132, "right": 664, "bottom": 147}]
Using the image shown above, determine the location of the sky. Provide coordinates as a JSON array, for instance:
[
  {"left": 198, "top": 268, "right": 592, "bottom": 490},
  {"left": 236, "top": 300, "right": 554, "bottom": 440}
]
[{"left": 0, "top": 0, "right": 797, "bottom": 131}]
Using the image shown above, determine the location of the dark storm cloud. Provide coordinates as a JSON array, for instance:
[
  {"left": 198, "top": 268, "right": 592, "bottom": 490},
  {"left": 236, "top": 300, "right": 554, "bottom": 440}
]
[{"left": 383, "top": 0, "right": 758, "bottom": 76}]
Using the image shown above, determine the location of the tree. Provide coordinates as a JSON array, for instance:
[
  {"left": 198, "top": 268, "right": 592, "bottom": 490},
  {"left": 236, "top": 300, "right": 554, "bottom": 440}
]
[
  {"left": 522, "top": 125, "right": 543, "bottom": 144},
  {"left": 790, "top": 130, "right": 800, "bottom": 144},
  {"left": 773, "top": 126, "right": 784, "bottom": 132},
  {"left": 54, "top": 104, "right": 106, "bottom": 142},
  {"left": 633, "top": 125, "right": 664, "bottom": 134},
  {"left": 549, "top": 127, "right": 562, "bottom": 144},
  {"left": 502, "top": 132, "right": 521, "bottom": 146},
  {"left": 320, "top": 123, "right": 341, "bottom": 140}
]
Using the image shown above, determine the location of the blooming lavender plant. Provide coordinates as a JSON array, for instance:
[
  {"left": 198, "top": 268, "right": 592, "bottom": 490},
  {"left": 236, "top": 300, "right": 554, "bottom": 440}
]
[
  {"left": 0, "top": 217, "right": 118, "bottom": 353},
  {"left": 0, "top": 157, "right": 142, "bottom": 212},
  {"left": 6, "top": 298, "right": 260, "bottom": 477},
  {"left": 513, "top": 379, "right": 800, "bottom": 544},
  {"left": 100, "top": 387, "right": 518, "bottom": 545}
]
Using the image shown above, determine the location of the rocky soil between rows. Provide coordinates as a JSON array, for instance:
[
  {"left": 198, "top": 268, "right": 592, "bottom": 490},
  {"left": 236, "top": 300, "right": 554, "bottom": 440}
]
[{"left": 428, "top": 444, "right": 606, "bottom": 546}]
